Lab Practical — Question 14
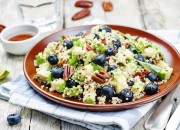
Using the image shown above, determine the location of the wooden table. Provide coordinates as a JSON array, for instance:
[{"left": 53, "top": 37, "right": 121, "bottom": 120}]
[{"left": 0, "top": 0, "right": 180, "bottom": 130}]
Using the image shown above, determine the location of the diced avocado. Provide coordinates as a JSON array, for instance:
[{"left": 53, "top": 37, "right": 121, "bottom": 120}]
[
  {"left": 92, "top": 42, "right": 106, "bottom": 53},
  {"left": 131, "top": 78, "right": 145, "bottom": 94},
  {"left": 63, "top": 86, "right": 83, "bottom": 98},
  {"left": 113, "top": 75, "right": 128, "bottom": 94},
  {"left": 39, "top": 63, "right": 50, "bottom": 70},
  {"left": 91, "top": 63, "right": 103, "bottom": 71},
  {"left": 51, "top": 79, "right": 66, "bottom": 93},
  {"left": 85, "top": 97, "right": 94, "bottom": 104},
  {"left": 35, "top": 53, "right": 46, "bottom": 66},
  {"left": 124, "top": 49, "right": 134, "bottom": 61},
  {"left": 158, "top": 69, "right": 173, "bottom": 80},
  {"left": 115, "top": 52, "right": 126, "bottom": 65},
  {"left": 84, "top": 51, "right": 95, "bottom": 65},
  {"left": 75, "top": 64, "right": 94, "bottom": 81},
  {"left": 68, "top": 55, "right": 78, "bottom": 66},
  {"left": 156, "top": 60, "right": 173, "bottom": 80},
  {"left": 142, "top": 47, "right": 158, "bottom": 58},
  {"left": 37, "top": 70, "right": 52, "bottom": 83},
  {"left": 135, "top": 40, "right": 144, "bottom": 52}
]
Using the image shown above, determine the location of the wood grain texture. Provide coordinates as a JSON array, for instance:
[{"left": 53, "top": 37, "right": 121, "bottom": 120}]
[
  {"left": 139, "top": 0, "right": 180, "bottom": 29},
  {"left": 0, "top": 0, "right": 180, "bottom": 130}
]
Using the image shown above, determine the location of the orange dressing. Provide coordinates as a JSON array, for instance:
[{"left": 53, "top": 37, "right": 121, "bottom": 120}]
[{"left": 8, "top": 34, "right": 33, "bottom": 41}]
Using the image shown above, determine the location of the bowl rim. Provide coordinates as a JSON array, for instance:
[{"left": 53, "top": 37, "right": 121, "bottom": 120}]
[
  {"left": 23, "top": 24, "right": 180, "bottom": 111},
  {"left": 0, "top": 24, "right": 40, "bottom": 44}
]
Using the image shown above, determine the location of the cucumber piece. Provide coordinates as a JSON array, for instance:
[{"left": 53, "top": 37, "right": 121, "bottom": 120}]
[
  {"left": 68, "top": 55, "right": 78, "bottom": 66},
  {"left": 84, "top": 51, "right": 95, "bottom": 65},
  {"left": 63, "top": 86, "right": 83, "bottom": 98},
  {"left": 91, "top": 63, "right": 103, "bottom": 71},
  {"left": 37, "top": 70, "right": 52, "bottom": 84},
  {"left": 51, "top": 79, "right": 66, "bottom": 93},
  {"left": 35, "top": 53, "right": 46, "bottom": 66}
]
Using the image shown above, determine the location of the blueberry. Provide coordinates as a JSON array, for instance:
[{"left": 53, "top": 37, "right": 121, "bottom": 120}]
[
  {"left": 76, "top": 32, "right": 84, "bottom": 36},
  {"left": 119, "top": 88, "right": 134, "bottom": 102},
  {"left": 100, "top": 85, "right": 115, "bottom": 100},
  {"left": 115, "top": 39, "right": 121, "bottom": 48},
  {"left": 96, "top": 88, "right": 101, "bottom": 97},
  {"left": 48, "top": 54, "right": 58, "bottom": 65},
  {"left": 107, "top": 65, "right": 117, "bottom": 72},
  {"left": 99, "top": 26, "right": 111, "bottom": 33},
  {"left": 64, "top": 40, "right": 73, "bottom": 49},
  {"left": 52, "top": 67, "right": 64, "bottom": 79},
  {"left": 147, "top": 72, "right": 158, "bottom": 82},
  {"left": 134, "top": 54, "right": 145, "bottom": 62},
  {"left": 94, "top": 34, "right": 100, "bottom": 39},
  {"left": 66, "top": 79, "right": 79, "bottom": 88},
  {"left": 145, "top": 83, "right": 158, "bottom": 95},
  {"left": 127, "top": 80, "right": 134, "bottom": 86},
  {"left": 105, "top": 45, "right": 117, "bottom": 56},
  {"left": 7, "top": 114, "right": 21, "bottom": 125},
  {"left": 93, "top": 54, "right": 106, "bottom": 66}
]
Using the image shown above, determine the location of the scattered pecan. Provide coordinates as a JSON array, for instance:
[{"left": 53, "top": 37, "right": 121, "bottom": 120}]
[
  {"left": 102, "top": 38, "right": 106, "bottom": 45},
  {"left": 75, "top": 0, "right": 93, "bottom": 8},
  {"left": 58, "top": 60, "right": 66, "bottom": 66},
  {"left": 133, "top": 69, "right": 150, "bottom": 82},
  {"left": 125, "top": 43, "right": 130, "bottom": 48},
  {"left": 63, "top": 65, "right": 74, "bottom": 81},
  {"left": 91, "top": 70, "right": 110, "bottom": 84},
  {"left": 86, "top": 44, "right": 93, "bottom": 51},
  {"left": 102, "top": 1, "right": 113, "bottom": 12},
  {"left": 72, "top": 8, "right": 91, "bottom": 20}
]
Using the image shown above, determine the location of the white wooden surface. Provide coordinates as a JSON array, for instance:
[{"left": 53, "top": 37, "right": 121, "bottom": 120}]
[{"left": 0, "top": 0, "right": 180, "bottom": 130}]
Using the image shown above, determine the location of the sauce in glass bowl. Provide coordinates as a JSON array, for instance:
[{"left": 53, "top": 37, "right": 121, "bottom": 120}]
[{"left": 8, "top": 34, "right": 33, "bottom": 41}]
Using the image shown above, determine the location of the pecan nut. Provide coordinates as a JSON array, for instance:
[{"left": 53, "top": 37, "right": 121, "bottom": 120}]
[
  {"left": 86, "top": 44, "right": 93, "bottom": 51},
  {"left": 133, "top": 69, "right": 150, "bottom": 82},
  {"left": 63, "top": 65, "right": 74, "bottom": 81},
  {"left": 91, "top": 70, "right": 110, "bottom": 84},
  {"left": 102, "top": 1, "right": 113, "bottom": 12},
  {"left": 72, "top": 8, "right": 91, "bottom": 20},
  {"left": 58, "top": 60, "right": 66, "bottom": 66},
  {"left": 75, "top": 0, "right": 93, "bottom": 8}
]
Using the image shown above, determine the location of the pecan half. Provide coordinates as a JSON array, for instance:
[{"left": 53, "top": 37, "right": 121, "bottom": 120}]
[
  {"left": 102, "top": 1, "right": 113, "bottom": 12},
  {"left": 133, "top": 69, "right": 150, "bottom": 82},
  {"left": 75, "top": 0, "right": 93, "bottom": 8},
  {"left": 72, "top": 8, "right": 91, "bottom": 20},
  {"left": 91, "top": 70, "right": 110, "bottom": 84},
  {"left": 86, "top": 44, "right": 93, "bottom": 51},
  {"left": 63, "top": 65, "right": 74, "bottom": 81}
]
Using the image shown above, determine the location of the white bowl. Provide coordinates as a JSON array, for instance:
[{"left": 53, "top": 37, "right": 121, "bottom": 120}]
[{"left": 0, "top": 24, "right": 40, "bottom": 55}]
